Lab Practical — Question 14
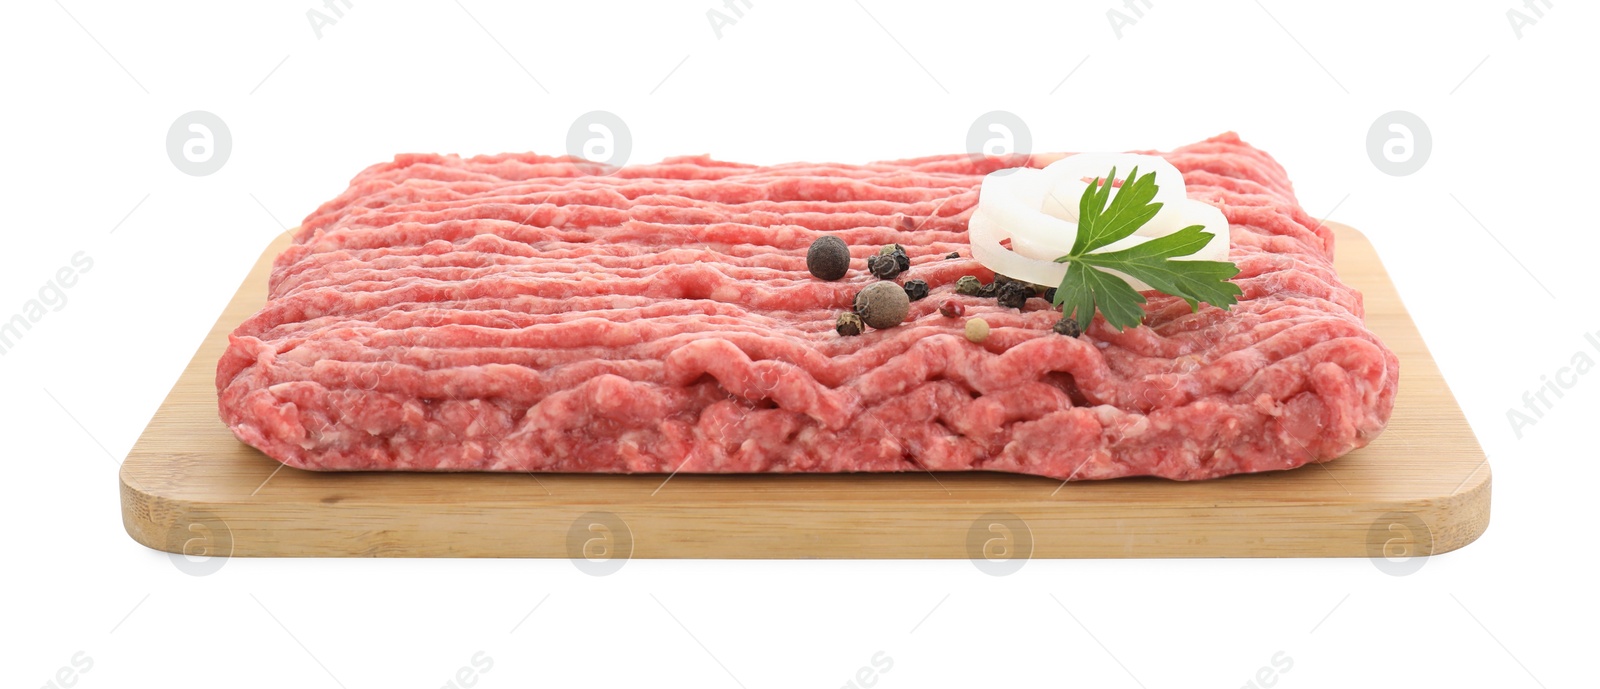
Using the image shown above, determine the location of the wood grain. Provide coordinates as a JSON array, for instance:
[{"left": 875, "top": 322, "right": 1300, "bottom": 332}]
[{"left": 120, "top": 223, "right": 1489, "bottom": 559}]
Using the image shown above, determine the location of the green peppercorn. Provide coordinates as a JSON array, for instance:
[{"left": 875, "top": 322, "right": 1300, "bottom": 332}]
[
  {"left": 1052, "top": 314, "right": 1082, "bottom": 337},
  {"left": 807, "top": 236, "right": 851, "bottom": 281},
  {"left": 877, "top": 244, "right": 903, "bottom": 257},
  {"left": 996, "top": 281, "right": 1030, "bottom": 310},
  {"left": 902, "top": 279, "right": 929, "bottom": 301},
  {"left": 955, "top": 275, "right": 983, "bottom": 296},
  {"left": 836, "top": 311, "right": 865, "bottom": 336},
  {"left": 855, "top": 281, "right": 910, "bottom": 329}
]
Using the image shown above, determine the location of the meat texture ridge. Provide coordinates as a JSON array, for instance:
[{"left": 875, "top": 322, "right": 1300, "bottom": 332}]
[{"left": 216, "top": 132, "right": 1399, "bottom": 480}]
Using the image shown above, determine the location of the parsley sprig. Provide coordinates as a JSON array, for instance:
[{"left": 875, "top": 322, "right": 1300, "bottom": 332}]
[{"left": 1049, "top": 166, "right": 1242, "bottom": 332}]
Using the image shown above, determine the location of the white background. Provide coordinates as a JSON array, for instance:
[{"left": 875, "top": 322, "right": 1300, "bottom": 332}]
[{"left": 1, "top": 0, "right": 1593, "bottom": 686}]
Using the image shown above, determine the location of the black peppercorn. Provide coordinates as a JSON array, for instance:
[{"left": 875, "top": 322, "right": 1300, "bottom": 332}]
[
  {"left": 868, "top": 254, "right": 903, "bottom": 280},
  {"left": 976, "top": 283, "right": 997, "bottom": 298},
  {"left": 955, "top": 275, "right": 982, "bottom": 296},
  {"left": 946, "top": 252, "right": 959, "bottom": 259},
  {"left": 996, "top": 281, "right": 1030, "bottom": 310},
  {"left": 806, "top": 236, "right": 851, "bottom": 281},
  {"left": 1053, "top": 314, "right": 1082, "bottom": 337},
  {"left": 837, "top": 312, "right": 865, "bottom": 336},
  {"left": 877, "top": 244, "right": 910, "bottom": 270},
  {"left": 1042, "top": 287, "right": 1057, "bottom": 304},
  {"left": 902, "top": 279, "right": 929, "bottom": 302}
]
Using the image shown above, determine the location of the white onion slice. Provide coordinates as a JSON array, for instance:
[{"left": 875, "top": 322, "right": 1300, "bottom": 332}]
[{"left": 968, "top": 153, "right": 1229, "bottom": 291}]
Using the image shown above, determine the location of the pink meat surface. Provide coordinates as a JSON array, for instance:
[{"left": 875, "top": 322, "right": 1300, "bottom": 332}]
[{"left": 217, "top": 133, "right": 1398, "bottom": 480}]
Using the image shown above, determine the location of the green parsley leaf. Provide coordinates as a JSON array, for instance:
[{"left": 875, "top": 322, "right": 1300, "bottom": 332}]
[{"left": 1050, "top": 167, "right": 1242, "bottom": 332}]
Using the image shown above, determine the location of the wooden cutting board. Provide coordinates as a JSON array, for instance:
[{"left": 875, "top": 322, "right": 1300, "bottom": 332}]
[{"left": 121, "top": 223, "right": 1489, "bottom": 561}]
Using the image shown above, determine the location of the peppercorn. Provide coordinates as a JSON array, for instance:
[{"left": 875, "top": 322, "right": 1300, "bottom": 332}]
[
  {"left": 877, "top": 243, "right": 909, "bottom": 267},
  {"left": 836, "top": 311, "right": 865, "bottom": 336},
  {"left": 965, "top": 318, "right": 990, "bottom": 343},
  {"left": 946, "top": 252, "right": 960, "bottom": 259},
  {"left": 955, "top": 275, "right": 983, "bottom": 296},
  {"left": 855, "top": 281, "right": 911, "bottom": 329},
  {"left": 996, "top": 281, "right": 1030, "bottom": 310},
  {"left": 976, "top": 283, "right": 997, "bottom": 298},
  {"left": 902, "top": 279, "right": 929, "bottom": 302},
  {"left": 1053, "top": 314, "right": 1082, "bottom": 337},
  {"left": 1042, "top": 287, "right": 1057, "bottom": 304},
  {"left": 867, "top": 254, "right": 903, "bottom": 280},
  {"left": 876, "top": 245, "right": 909, "bottom": 271},
  {"left": 806, "top": 236, "right": 851, "bottom": 281},
  {"left": 993, "top": 273, "right": 1018, "bottom": 286},
  {"left": 938, "top": 299, "right": 964, "bottom": 318}
]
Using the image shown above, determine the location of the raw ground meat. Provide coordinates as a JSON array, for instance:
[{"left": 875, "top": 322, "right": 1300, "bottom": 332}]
[{"left": 216, "top": 132, "right": 1398, "bottom": 480}]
